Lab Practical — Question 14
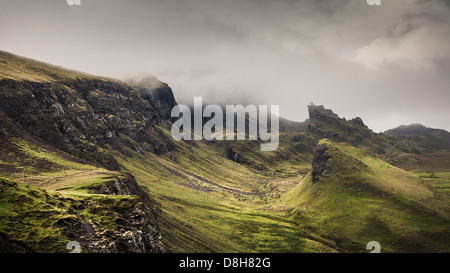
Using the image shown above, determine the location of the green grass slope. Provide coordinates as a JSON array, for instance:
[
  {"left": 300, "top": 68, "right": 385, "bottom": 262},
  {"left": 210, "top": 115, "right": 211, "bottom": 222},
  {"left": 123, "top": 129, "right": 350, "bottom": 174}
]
[
  {"left": 283, "top": 139, "right": 450, "bottom": 252},
  {"left": 1, "top": 51, "right": 449, "bottom": 253},
  {"left": 115, "top": 129, "right": 335, "bottom": 253},
  {"left": 0, "top": 132, "right": 163, "bottom": 253},
  {"left": 0, "top": 176, "right": 146, "bottom": 252}
]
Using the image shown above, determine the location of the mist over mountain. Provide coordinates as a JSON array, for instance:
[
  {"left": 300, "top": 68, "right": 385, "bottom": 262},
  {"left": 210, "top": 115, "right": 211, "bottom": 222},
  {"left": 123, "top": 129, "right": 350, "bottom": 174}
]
[{"left": 1, "top": 0, "right": 449, "bottom": 132}]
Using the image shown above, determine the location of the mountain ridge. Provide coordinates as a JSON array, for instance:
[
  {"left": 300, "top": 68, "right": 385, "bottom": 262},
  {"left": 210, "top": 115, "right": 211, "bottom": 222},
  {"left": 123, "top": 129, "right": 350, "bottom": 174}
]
[
  {"left": 385, "top": 123, "right": 450, "bottom": 137},
  {"left": 0, "top": 51, "right": 178, "bottom": 170}
]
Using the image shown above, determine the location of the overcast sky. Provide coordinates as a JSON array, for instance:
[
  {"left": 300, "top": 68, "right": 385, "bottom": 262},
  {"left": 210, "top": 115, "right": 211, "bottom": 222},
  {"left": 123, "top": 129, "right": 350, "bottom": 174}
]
[{"left": 1, "top": 0, "right": 449, "bottom": 132}]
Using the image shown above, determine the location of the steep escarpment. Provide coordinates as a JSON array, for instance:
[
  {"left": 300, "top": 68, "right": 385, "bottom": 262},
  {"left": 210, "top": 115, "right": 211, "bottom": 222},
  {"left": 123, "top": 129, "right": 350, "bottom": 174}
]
[
  {"left": 311, "top": 142, "right": 331, "bottom": 183},
  {"left": 1, "top": 51, "right": 449, "bottom": 253},
  {"left": 285, "top": 139, "right": 450, "bottom": 252},
  {"left": 302, "top": 105, "right": 450, "bottom": 173},
  {"left": 0, "top": 176, "right": 164, "bottom": 253},
  {"left": 86, "top": 172, "right": 158, "bottom": 216},
  {"left": 0, "top": 51, "right": 177, "bottom": 170},
  {"left": 306, "top": 104, "right": 379, "bottom": 149},
  {"left": 0, "top": 51, "right": 170, "bottom": 253}
]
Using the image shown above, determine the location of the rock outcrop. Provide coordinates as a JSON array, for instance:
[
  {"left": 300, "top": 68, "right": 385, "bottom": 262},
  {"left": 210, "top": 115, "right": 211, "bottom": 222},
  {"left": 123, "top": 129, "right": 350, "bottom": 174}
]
[
  {"left": 311, "top": 142, "right": 331, "bottom": 183},
  {"left": 59, "top": 198, "right": 164, "bottom": 253},
  {"left": 0, "top": 232, "right": 35, "bottom": 253},
  {"left": 0, "top": 67, "right": 177, "bottom": 170},
  {"left": 307, "top": 104, "right": 339, "bottom": 120},
  {"left": 0, "top": 176, "right": 164, "bottom": 253}
]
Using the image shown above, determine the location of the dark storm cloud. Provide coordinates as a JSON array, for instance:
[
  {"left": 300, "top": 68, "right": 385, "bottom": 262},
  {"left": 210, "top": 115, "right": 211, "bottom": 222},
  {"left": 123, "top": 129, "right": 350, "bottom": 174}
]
[{"left": 0, "top": 0, "right": 449, "bottom": 132}]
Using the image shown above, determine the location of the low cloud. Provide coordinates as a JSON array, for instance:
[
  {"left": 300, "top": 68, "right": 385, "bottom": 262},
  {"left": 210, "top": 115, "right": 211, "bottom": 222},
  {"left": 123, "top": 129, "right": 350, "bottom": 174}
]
[
  {"left": 0, "top": 0, "right": 449, "bottom": 132},
  {"left": 352, "top": 5, "right": 450, "bottom": 70}
]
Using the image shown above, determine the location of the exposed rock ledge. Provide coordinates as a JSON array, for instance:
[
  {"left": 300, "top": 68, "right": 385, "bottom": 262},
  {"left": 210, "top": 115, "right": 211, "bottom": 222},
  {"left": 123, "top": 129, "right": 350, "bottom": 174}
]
[
  {"left": 0, "top": 175, "right": 165, "bottom": 253},
  {"left": 70, "top": 173, "right": 165, "bottom": 253},
  {"left": 311, "top": 142, "right": 331, "bottom": 183}
]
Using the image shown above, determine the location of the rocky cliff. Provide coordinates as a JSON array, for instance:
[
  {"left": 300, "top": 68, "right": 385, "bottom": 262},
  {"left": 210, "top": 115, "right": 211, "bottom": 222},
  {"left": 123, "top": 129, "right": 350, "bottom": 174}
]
[
  {"left": 311, "top": 142, "right": 331, "bottom": 183},
  {"left": 0, "top": 51, "right": 177, "bottom": 170},
  {"left": 0, "top": 176, "right": 164, "bottom": 253},
  {"left": 0, "top": 51, "right": 167, "bottom": 253}
]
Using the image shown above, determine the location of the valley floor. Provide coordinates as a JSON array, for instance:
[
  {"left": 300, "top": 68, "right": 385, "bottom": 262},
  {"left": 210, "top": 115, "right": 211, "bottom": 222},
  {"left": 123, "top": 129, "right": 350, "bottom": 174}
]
[{"left": 115, "top": 139, "right": 450, "bottom": 253}]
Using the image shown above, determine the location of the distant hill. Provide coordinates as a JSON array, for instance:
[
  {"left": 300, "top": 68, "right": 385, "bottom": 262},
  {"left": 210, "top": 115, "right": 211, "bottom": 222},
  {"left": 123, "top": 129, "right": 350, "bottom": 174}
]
[
  {"left": 385, "top": 124, "right": 450, "bottom": 149},
  {"left": 385, "top": 124, "right": 450, "bottom": 138}
]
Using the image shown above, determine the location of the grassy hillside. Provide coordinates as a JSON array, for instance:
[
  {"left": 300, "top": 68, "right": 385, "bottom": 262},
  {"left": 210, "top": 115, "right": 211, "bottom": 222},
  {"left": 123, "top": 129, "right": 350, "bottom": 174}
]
[
  {"left": 0, "top": 129, "right": 164, "bottom": 252},
  {"left": 116, "top": 129, "right": 334, "bottom": 253},
  {"left": 0, "top": 50, "right": 106, "bottom": 83},
  {"left": 283, "top": 139, "right": 450, "bottom": 252}
]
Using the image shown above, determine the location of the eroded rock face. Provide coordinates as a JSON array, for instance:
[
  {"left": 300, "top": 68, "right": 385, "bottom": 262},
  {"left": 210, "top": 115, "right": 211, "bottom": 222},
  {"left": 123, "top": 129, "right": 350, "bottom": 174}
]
[
  {"left": 0, "top": 77, "right": 177, "bottom": 170},
  {"left": 0, "top": 176, "right": 165, "bottom": 253},
  {"left": 0, "top": 232, "right": 35, "bottom": 253},
  {"left": 311, "top": 142, "right": 331, "bottom": 183},
  {"left": 307, "top": 105, "right": 338, "bottom": 120}
]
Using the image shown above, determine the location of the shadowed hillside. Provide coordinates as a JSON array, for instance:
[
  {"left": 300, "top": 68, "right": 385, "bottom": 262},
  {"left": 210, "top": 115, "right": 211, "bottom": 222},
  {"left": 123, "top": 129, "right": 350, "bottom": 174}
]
[{"left": 284, "top": 139, "right": 449, "bottom": 252}]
